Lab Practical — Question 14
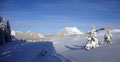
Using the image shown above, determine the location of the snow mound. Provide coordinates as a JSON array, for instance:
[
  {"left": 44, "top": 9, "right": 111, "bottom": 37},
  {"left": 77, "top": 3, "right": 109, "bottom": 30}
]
[{"left": 56, "top": 27, "right": 84, "bottom": 37}]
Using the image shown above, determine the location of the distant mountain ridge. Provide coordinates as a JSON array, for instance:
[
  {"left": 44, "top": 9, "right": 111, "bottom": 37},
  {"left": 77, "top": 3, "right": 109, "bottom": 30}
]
[
  {"left": 11, "top": 27, "right": 85, "bottom": 41},
  {"left": 11, "top": 30, "right": 45, "bottom": 41}
]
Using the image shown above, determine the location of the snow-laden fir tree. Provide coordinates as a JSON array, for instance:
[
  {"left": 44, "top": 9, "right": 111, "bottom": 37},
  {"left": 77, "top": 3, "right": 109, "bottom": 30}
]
[
  {"left": 0, "top": 16, "right": 11, "bottom": 45},
  {"left": 85, "top": 25, "right": 99, "bottom": 50},
  {"left": 104, "top": 30, "right": 112, "bottom": 44},
  {"left": 4, "top": 19, "right": 11, "bottom": 42},
  {"left": 0, "top": 16, "right": 5, "bottom": 45},
  {"left": 6, "top": 20, "right": 11, "bottom": 41}
]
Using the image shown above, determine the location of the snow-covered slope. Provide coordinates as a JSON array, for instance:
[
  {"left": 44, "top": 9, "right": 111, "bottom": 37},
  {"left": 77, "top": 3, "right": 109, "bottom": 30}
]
[
  {"left": 52, "top": 29, "right": 120, "bottom": 62},
  {"left": 1, "top": 29, "right": 120, "bottom": 62},
  {"left": 55, "top": 27, "right": 84, "bottom": 37}
]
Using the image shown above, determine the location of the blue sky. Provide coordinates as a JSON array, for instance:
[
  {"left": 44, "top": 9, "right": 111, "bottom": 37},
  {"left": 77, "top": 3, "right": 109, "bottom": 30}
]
[{"left": 0, "top": 0, "right": 120, "bottom": 33}]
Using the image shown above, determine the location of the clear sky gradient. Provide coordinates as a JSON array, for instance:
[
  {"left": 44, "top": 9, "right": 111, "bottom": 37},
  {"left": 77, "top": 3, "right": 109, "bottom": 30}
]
[{"left": 0, "top": 0, "right": 120, "bottom": 33}]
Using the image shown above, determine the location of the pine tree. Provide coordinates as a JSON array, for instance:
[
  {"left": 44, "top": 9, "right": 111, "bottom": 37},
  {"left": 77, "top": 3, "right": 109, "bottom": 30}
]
[
  {"left": 3, "top": 19, "right": 11, "bottom": 42},
  {"left": 6, "top": 20, "right": 11, "bottom": 42},
  {"left": 3, "top": 19, "right": 8, "bottom": 42},
  {"left": 0, "top": 16, "right": 5, "bottom": 45},
  {"left": 104, "top": 30, "right": 112, "bottom": 44},
  {"left": 85, "top": 25, "right": 99, "bottom": 50},
  {"left": 0, "top": 16, "right": 11, "bottom": 45}
]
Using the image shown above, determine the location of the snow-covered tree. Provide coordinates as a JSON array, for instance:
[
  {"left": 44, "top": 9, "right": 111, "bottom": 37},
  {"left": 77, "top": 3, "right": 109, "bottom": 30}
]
[
  {"left": 0, "top": 16, "right": 11, "bottom": 45},
  {"left": 104, "top": 30, "right": 112, "bottom": 44},
  {"left": 85, "top": 25, "right": 99, "bottom": 50},
  {"left": 5, "top": 20, "right": 11, "bottom": 42},
  {"left": 0, "top": 16, "right": 5, "bottom": 45}
]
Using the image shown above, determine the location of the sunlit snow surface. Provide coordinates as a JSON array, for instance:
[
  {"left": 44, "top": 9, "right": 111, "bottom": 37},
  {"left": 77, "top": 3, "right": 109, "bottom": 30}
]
[{"left": 0, "top": 29, "right": 120, "bottom": 62}]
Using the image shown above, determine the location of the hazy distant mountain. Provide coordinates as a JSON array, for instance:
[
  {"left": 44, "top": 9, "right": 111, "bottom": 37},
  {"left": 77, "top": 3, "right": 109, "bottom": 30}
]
[
  {"left": 11, "top": 30, "right": 45, "bottom": 41},
  {"left": 11, "top": 27, "right": 85, "bottom": 41}
]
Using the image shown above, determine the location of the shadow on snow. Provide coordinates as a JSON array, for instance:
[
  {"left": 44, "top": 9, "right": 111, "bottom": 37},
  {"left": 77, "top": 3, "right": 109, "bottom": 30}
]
[
  {"left": 65, "top": 45, "right": 85, "bottom": 50},
  {"left": 0, "top": 41, "right": 71, "bottom": 62}
]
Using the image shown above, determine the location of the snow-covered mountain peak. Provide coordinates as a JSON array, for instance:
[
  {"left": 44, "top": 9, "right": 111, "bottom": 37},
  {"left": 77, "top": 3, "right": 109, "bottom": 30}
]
[
  {"left": 62, "top": 27, "right": 84, "bottom": 34},
  {"left": 63, "top": 27, "right": 79, "bottom": 31},
  {"left": 55, "top": 27, "right": 84, "bottom": 37}
]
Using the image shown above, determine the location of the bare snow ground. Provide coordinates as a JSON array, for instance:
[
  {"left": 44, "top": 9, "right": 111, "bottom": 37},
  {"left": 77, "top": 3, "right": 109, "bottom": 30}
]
[{"left": 0, "top": 29, "right": 120, "bottom": 62}]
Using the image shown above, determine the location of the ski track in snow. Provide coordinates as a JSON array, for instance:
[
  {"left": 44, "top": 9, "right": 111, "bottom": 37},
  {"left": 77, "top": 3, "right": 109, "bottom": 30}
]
[{"left": 0, "top": 29, "right": 120, "bottom": 62}]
